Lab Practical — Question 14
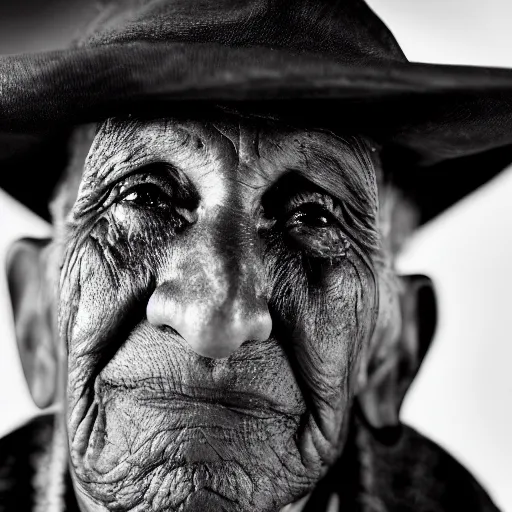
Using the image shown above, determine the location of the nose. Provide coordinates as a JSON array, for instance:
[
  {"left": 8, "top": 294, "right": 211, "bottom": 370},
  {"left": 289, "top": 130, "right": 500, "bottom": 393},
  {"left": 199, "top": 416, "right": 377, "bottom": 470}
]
[{"left": 146, "top": 260, "right": 272, "bottom": 359}]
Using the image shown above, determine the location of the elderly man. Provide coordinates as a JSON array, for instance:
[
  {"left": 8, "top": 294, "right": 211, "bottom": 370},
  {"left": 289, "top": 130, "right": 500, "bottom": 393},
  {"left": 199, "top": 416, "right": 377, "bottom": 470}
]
[{"left": 1, "top": 1, "right": 512, "bottom": 511}]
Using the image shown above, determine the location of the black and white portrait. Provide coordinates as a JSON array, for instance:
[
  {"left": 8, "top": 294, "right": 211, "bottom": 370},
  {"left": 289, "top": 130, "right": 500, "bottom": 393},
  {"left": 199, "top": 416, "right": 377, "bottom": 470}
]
[{"left": 0, "top": 1, "right": 511, "bottom": 511}]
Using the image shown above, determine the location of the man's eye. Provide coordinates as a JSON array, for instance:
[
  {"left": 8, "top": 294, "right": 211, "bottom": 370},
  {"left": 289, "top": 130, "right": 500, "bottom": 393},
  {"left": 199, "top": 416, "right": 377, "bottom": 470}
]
[
  {"left": 287, "top": 203, "right": 336, "bottom": 228},
  {"left": 119, "top": 183, "right": 170, "bottom": 209},
  {"left": 284, "top": 203, "right": 350, "bottom": 258}
]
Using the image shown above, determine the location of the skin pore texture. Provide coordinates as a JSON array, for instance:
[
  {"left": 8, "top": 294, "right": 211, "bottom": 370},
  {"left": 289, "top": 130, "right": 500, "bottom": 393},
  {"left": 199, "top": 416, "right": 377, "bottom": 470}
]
[{"left": 51, "top": 112, "right": 401, "bottom": 512}]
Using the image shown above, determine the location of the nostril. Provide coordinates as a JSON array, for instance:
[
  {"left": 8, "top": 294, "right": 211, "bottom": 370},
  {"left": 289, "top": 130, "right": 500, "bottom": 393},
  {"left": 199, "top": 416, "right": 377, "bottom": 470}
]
[{"left": 146, "top": 281, "right": 272, "bottom": 359}]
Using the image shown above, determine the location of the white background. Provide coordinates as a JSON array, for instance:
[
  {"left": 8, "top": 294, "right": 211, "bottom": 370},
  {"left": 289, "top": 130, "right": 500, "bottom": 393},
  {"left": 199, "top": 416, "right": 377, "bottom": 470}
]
[{"left": 0, "top": 0, "right": 511, "bottom": 510}]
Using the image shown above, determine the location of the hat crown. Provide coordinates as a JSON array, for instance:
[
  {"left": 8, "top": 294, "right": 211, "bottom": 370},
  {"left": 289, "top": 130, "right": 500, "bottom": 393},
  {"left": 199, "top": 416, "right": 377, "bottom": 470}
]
[{"left": 84, "top": 0, "right": 406, "bottom": 65}]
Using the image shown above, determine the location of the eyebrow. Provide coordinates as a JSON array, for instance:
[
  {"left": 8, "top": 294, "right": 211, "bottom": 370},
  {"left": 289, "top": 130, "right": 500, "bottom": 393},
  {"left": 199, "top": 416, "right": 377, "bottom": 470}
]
[
  {"left": 82, "top": 117, "right": 197, "bottom": 180},
  {"left": 296, "top": 141, "right": 377, "bottom": 209}
]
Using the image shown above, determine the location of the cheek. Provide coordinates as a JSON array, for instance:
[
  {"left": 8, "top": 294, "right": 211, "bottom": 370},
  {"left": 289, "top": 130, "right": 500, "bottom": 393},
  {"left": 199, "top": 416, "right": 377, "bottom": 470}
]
[
  {"left": 60, "top": 212, "right": 172, "bottom": 420},
  {"left": 268, "top": 239, "right": 377, "bottom": 440},
  {"left": 297, "top": 259, "right": 375, "bottom": 390},
  {"left": 320, "top": 257, "right": 376, "bottom": 360}
]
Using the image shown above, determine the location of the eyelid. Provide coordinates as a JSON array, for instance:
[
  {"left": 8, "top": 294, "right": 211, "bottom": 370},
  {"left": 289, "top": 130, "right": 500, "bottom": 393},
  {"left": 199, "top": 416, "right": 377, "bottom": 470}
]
[
  {"left": 100, "top": 167, "right": 176, "bottom": 210},
  {"left": 285, "top": 191, "right": 343, "bottom": 220},
  {"left": 117, "top": 173, "right": 174, "bottom": 196}
]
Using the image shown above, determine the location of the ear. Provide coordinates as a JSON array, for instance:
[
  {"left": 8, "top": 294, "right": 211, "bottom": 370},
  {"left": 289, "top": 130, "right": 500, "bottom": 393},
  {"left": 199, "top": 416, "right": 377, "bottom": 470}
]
[
  {"left": 6, "top": 237, "right": 57, "bottom": 409},
  {"left": 357, "top": 274, "right": 437, "bottom": 429}
]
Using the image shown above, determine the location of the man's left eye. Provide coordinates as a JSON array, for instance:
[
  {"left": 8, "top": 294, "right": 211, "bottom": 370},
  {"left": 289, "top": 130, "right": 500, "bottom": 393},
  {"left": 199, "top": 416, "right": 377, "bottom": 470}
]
[
  {"left": 119, "top": 183, "right": 170, "bottom": 209},
  {"left": 286, "top": 203, "right": 336, "bottom": 228},
  {"left": 284, "top": 203, "right": 350, "bottom": 258}
]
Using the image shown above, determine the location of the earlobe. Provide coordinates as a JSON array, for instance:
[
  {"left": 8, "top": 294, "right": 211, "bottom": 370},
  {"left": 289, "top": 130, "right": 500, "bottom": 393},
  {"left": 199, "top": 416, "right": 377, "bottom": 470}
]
[
  {"left": 6, "top": 237, "right": 58, "bottom": 409},
  {"left": 357, "top": 274, "right": 437, "bottom": 430}
]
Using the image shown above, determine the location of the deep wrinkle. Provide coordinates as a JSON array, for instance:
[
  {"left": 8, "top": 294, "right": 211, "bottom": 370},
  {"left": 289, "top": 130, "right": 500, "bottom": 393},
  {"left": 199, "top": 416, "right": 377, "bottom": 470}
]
[{"left": 58, "top": 114, "right": 382, "bottom": 512}]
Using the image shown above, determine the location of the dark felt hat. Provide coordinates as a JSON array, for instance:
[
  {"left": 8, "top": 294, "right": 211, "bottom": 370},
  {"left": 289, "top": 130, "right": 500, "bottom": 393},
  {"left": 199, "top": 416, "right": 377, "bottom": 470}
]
[{"left": 2, "top": 0, "right": 512, "bottom": 222}]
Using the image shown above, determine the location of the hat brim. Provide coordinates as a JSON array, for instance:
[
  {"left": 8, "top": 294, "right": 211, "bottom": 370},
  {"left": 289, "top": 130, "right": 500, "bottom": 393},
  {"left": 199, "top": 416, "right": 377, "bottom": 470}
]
[{"left": 2, "top": 41, "right": 512, "bottom": 221}]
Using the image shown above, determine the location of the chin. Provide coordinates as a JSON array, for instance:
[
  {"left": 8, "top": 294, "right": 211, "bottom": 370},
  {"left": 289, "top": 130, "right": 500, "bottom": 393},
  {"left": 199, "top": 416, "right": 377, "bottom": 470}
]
[{"left": 68, "top": 379, "right": 330, "bottom": 512}]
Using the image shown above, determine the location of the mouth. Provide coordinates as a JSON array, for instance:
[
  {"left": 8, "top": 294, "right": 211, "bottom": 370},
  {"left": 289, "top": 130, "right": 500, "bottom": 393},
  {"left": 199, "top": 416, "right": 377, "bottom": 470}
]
[{"left": 97, "top": 376, "right": 304, "bottom": 419}]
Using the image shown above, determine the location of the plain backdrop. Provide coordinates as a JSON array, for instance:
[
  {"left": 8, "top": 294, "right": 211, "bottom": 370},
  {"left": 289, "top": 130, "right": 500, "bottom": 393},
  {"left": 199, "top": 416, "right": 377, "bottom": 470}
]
[{"left": 0, "top": 0, "right": 511, "bottom": 510}]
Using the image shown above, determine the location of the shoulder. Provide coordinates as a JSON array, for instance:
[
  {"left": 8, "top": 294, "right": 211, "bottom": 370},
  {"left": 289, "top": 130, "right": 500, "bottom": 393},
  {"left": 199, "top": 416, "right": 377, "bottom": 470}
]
[
  {"left": 366, "top": 423, "right": 500, "bottom": 512},
  {"left": 306, "top": 420, "right": 500, "bottom": 512},
  {"left": 0, "top": 415, "right": 54, "bottom": 512}
]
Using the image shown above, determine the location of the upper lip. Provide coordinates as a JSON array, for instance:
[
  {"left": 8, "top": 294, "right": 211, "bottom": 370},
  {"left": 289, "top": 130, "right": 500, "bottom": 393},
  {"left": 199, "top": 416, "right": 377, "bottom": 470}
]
[{"left": 97, "top": 377, "right": 304, "bottom": 417}]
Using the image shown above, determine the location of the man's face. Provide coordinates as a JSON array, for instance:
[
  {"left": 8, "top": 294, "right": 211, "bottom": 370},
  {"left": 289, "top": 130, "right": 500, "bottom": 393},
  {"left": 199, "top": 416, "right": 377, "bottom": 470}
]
[{"left": 59, "top": 115, "right": 382, "bottom": 512}]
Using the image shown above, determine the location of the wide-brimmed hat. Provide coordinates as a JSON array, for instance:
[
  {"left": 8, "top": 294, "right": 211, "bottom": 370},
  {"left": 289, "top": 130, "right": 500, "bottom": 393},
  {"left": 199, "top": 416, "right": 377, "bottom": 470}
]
[{"left": 2, "top": 0, "right": 512, "bottom": 222}]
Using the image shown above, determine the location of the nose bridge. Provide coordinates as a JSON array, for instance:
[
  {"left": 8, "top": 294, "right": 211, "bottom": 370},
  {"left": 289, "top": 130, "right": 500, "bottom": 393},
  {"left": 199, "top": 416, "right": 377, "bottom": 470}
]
[
  {"left": 146, "top": 213, "right": 272, "bottom": 359},
  {"left": 190, "top": 215, "right": 268, "bottom": 330},
  {"left": 213, "top": 207, "right": 266, "bottom": 304}
]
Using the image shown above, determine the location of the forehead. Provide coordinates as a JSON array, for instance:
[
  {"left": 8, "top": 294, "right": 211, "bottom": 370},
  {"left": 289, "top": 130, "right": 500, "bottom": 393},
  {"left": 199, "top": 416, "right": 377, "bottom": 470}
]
[{"left": 80, "top": 115, "right": 378, "bottom": 214}]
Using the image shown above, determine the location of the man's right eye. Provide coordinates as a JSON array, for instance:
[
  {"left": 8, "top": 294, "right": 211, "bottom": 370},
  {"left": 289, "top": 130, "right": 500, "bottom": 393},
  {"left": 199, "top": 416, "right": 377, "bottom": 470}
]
[{"left": 118, "top": 183, "right": 171, "bottom": 209}]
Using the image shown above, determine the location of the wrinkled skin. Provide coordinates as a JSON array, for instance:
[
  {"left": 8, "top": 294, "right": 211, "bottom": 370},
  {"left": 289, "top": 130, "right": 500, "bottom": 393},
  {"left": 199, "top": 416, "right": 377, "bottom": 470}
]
[{"left": 58, "top": 114, "right": 387, "bottom": 512}]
